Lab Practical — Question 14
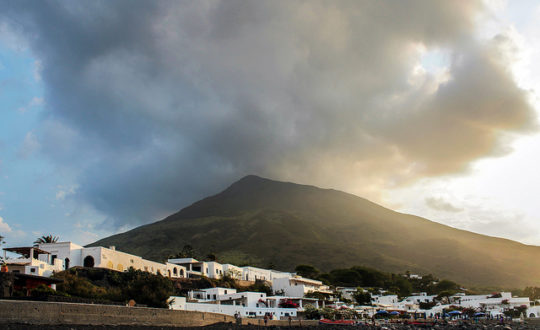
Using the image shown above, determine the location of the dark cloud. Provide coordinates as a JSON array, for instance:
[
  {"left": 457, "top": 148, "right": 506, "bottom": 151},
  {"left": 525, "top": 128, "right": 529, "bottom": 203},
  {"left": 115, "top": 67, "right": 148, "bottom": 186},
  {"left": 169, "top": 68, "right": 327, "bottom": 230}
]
[{"left": 0, "top": 0, "right": 535, "bottom": 227}]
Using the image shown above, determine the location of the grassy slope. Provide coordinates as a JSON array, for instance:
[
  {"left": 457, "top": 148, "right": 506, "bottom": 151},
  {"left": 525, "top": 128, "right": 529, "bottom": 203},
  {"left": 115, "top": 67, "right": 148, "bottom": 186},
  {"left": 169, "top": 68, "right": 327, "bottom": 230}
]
[{"left": 90, "top": 175, "right": 540, "bottom": 288}]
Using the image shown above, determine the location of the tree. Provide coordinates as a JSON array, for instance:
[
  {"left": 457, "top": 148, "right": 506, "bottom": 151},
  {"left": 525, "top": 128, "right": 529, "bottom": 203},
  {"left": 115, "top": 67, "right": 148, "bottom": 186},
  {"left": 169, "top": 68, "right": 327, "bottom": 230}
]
[
  {"left": 433, "top": 280, "right": 459, "bottom": 294},
  {"left": 122, "top": 268, "right": 174, "bottom": 308},
  {"left": 353, "top": 290, "right": 372, "bottom": 305},
  {"left": 436, "top": 290, "right": 456, "bottom": 304},
  {"left": 241, "top": 280, "right": 272, "bottom": 296},
  {"left": 0, "top": 235, "right": 5, "bottom": 264},
  {"left": 303, "top": 304, "right": 320, "bottom": 320},
  {"left": 295, "top": 264, "right": 319, "bottom": 279},
  {"left": 34, "top": 235, "right": 59, "bottom": 244},
  {"left": 170, "top": 245, "right": 196, "bottom": 259},
  {"left": 523, "top": 287, "right": 540, "bottom": 301},
  {"left": 328, "top": 268, "right": 363, "bottom": 286}
]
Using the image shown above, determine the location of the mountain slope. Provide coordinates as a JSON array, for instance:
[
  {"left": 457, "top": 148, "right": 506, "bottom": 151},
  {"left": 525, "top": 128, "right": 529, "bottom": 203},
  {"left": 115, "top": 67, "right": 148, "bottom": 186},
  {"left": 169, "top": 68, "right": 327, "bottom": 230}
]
[{"left": 90, "top": 175, "right": 540, "bottom": 287}]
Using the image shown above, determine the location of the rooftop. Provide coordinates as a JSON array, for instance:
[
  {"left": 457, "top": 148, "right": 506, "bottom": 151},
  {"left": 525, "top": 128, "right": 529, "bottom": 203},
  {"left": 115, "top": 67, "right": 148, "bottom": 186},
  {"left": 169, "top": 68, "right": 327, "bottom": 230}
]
[{"left": 4, "top": 246, "right": 51, "bottom": 257}]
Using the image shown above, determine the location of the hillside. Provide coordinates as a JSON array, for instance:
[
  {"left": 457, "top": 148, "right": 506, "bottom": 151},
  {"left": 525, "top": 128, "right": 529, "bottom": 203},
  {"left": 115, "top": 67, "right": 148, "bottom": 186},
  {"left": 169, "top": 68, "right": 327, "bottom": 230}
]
[{"left": 90, "top": 175, "right": 540, "bottom": 288}]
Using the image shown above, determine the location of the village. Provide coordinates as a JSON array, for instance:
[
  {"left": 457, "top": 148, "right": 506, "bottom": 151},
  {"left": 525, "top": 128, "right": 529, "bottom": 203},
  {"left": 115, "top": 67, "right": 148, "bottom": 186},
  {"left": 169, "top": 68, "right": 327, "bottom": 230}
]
[{"left": 2, "top": 239, "right": 539, "bottom": 325}]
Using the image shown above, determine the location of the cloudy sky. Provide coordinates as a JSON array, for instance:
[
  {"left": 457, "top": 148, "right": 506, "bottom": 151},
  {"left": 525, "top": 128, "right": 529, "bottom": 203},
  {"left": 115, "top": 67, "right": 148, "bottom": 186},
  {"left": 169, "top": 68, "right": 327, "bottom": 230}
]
[{"left": 0, "top": 0, "right": 539, "bottom": 246}]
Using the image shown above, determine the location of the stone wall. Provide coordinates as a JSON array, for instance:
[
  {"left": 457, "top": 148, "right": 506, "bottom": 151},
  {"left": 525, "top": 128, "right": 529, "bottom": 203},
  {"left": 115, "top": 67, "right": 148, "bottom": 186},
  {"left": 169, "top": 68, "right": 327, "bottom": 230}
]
[{"left": 0, "top": 300, "right": 235, "bottom": 327}]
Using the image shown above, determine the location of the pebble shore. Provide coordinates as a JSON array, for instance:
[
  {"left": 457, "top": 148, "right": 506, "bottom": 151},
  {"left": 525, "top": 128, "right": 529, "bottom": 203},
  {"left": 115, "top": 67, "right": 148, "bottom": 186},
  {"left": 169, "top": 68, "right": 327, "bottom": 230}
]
[{"left": 1, "top": 322, "right": 539, "bottom": 330}]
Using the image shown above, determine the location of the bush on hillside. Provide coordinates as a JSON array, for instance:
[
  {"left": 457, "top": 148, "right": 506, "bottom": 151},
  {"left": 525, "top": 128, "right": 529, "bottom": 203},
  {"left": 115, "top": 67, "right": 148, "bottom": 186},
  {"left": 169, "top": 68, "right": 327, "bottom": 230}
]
[{"left": 53, "top": 267, "right": 174, "bottom": 308}]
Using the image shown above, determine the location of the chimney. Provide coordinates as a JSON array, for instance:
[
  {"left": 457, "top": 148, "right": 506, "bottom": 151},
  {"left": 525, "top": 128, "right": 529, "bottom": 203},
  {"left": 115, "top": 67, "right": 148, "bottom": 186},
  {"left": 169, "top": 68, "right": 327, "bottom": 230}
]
[{"left": 110, "top": 246, "right": 116, "bottom": 251}]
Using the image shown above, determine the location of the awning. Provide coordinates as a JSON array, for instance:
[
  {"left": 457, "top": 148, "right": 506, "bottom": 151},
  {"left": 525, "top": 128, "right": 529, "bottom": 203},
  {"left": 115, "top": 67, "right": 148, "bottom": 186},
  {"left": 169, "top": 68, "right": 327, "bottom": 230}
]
[{"left": 4, "top": 247, "right": 51, "bottom": 257}]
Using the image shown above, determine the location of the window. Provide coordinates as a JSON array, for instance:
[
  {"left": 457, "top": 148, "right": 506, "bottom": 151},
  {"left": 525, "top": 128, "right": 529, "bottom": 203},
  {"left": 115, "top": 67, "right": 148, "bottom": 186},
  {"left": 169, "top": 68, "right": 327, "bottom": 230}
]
[
  {"left": 130, "top": 259, "right": 134, "bottom": 263},
  {"left": 30, "top": 268, "right": 36, "bottom": 273},
  {"left": 225, "top": 290, "right": 228, "bottom": 294}
]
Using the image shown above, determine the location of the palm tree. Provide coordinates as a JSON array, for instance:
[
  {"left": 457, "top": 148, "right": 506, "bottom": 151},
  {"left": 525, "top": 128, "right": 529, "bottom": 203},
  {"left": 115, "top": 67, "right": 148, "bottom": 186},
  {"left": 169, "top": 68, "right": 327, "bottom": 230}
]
[{"left": 34, "top": 235, "right": 59, "bottom": 244}]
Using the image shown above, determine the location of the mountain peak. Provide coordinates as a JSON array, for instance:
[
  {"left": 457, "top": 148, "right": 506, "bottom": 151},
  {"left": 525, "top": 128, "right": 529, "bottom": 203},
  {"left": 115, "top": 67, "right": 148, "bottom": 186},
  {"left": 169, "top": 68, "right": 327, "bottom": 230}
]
[
  {"left": 90, "top": 176, "right": 540, "bottom": 288},
  {"left": 231, "top": 174, "right": 270, "bottom": 186}
]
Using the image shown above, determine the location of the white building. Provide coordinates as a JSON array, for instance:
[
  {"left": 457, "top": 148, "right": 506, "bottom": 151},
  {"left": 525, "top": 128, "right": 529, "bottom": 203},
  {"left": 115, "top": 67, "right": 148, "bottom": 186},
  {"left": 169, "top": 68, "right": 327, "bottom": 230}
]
[
  {"left": 222, "top": 264, "right": 243, "bottom": 279},
  {"left": 242, "top": 266, "right": 272, "bottom": 282},
  {"left": 4, "top": 241, "right": 187, "bottom": 279},
  {"left": 270, "top": 270, "right": 294, "bottom": 281},
  {"left": 189, "top": 287, "right": 237, "bottom": 301},
  {"left": 169, "top": 296, "right": 298, "bottom": 319},
  {"left": 371, "top": 294, "right": 398, "bottom": 307},
  {"left": 207, "top": 261, "right": 224, "bottom": 279},
  {"left": 168, "top": 258, "right": 210, "bottom": 278},
  {"left": 452, "top": 292, "right": 530, "bottom": 315},
  {"left": 336, "top": 287, "right": 359, "bottom": 301},
  {"left": 272, "top": 276, "right": 332, "bottom": 297},
  {"left": 527, "top": 306, "right": 540, "bottom": 318},
  {"left": 3, "top": 246, "right": 64, "bottom": 277},
  {"left": 403, "top": 292, "right": 437, "bottom": 305},
  {"left": 174, "top": 287, "right": 298, "bottom": 319}
]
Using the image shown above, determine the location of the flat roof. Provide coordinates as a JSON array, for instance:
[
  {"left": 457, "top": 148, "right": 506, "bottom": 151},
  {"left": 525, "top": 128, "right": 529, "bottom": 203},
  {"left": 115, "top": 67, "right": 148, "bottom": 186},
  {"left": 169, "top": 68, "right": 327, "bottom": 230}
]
[
  {"left": 266, "top": 296, "right": 320, "bottom": 301},
  {"left": 168, "top": 258, "right": 199, "bottom": 263},
  {"left": 290, "top": 276, "right": 322, "bottom": 285},
  {"left": 4, "top": 247, "right": 51, "bottom": 256}
]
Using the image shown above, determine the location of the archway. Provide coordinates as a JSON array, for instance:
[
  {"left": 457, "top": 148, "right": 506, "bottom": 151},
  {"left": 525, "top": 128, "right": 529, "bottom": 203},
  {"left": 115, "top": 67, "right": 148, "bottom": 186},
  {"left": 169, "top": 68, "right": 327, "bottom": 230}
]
[
  {"left": 65, "top": 258, "right": 70, "bottom": 269},
  {"left": 173, "top": 268, "right": 178, "bottom": 276},
  {"left": 168, "top": 270, "right": 172, "bottom": 277},
  {"left": 83, "top": 256, "right": 95, "bottom": 268},
  {"left": 180, "top": 269, "right": 184, "bottom": 277}
]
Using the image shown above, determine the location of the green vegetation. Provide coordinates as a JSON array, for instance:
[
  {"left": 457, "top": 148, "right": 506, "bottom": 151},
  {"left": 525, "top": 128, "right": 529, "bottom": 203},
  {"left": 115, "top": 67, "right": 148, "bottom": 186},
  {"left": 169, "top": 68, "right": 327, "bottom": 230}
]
[
  {"left": 353, "top": 291, "right": 371, "bottom": 305},
  {"left": 295, "top": 264, "right": 319, "bottom": 279},
  {"left": 30, "top": 284, "right": 70, "bottom": 298},
  {"left": 52, "top": 267, "right": 174, "bottom": 308},
  {"left": 303, "top": 304, "right": 358, "bottom": 320},
  {"left": 513, "top": 286, "right": 540, "bottom": 301},
  {"left": 90, "top": 175, "right": 540, "bottom": 288},
  {"left": 34, "top": 235, "right": 59, "bottom": 244},
  {"left": 300, "top": 264, "right": 461, "bottom": 299},
  {"left": 504, "top": 305, "right": 528, "bottom": 318}
]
